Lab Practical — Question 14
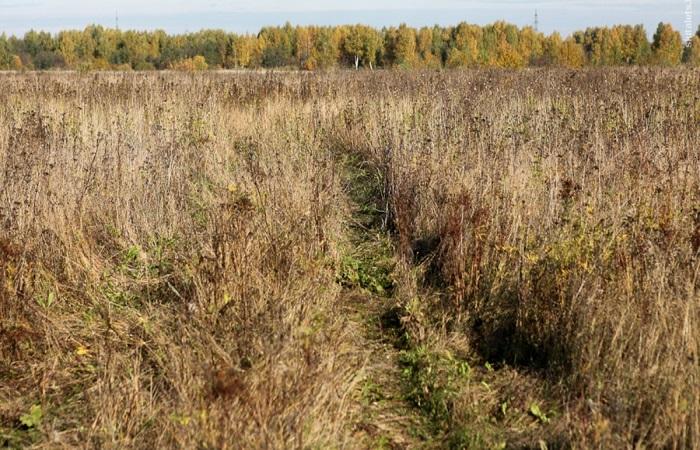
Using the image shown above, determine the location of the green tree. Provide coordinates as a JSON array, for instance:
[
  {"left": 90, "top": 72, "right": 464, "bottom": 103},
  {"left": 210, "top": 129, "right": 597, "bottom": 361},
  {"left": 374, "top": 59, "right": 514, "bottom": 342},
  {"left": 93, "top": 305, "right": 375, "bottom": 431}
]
[
  {"left": 19, "top": 30, "right": 63, "bottom": 69},
  {"left": 158, "top": 34, "right": 188, "bottom": 69},
  {"left": 259, "top": 23, "right": 295, "bottom": 67},
  {"left": 0, "top": 34, "right": 12, "bottom": 69},
  {"left": 629, "top": 25, "right": 651, "bottom": 64},
  {"left": 590, "top": 27, "right": 621, "bottom": 65},
  {"left": 430, "top": 25, "right": 449, "bottom": 65},
  {"left": 188, "top": 30, "right": 230, "bottom": 67},
  {"left": 112, "top": 31, "right": 157, "bottom": 68},
  {"left": 478, "top": 24, "right": 499, "bottom": 65}
]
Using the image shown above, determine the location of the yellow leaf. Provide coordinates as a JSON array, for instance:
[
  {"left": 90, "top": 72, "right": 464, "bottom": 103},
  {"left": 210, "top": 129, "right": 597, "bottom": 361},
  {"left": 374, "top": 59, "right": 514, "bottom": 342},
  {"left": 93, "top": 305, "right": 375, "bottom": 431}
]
[{"left": 76, "top": 345, "right": 89, "bottom": 356}]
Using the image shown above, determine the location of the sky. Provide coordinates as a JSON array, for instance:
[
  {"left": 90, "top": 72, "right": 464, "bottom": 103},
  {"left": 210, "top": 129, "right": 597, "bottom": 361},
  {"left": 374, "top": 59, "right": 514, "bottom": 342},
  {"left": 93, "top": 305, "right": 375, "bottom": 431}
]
[{"left": 0, "top": 0, "right": 695, "bottom": 39}]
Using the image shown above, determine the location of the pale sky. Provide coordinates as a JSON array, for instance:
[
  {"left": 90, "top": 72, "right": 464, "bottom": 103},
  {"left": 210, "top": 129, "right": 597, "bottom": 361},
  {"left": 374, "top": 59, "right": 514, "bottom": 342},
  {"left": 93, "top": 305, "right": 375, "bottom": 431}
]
[{"left": 0, "top": 0, "right": 694, "bottom": 39}]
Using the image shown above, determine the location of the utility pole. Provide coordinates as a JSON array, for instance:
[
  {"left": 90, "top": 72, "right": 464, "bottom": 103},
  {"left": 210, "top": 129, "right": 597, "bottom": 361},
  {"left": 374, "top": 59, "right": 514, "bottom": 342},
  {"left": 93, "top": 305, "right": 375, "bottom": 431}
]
[
  {"left": 115, "top": 10, "right": 119, "bottom": 30},
  {"left": 534, "top": 10, "right": 539, "bottom": 32}
]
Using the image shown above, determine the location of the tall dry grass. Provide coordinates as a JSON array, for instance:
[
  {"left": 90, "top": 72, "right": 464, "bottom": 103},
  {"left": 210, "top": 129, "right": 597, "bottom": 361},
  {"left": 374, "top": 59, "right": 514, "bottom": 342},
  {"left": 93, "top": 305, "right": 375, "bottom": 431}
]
[
  {"left": 0, "top": 72, "right": 363, "bottom": 448},
  {"left": 0, "top": 69, "right": 699, "bottom": 448},
  {"left": 335, "top": 68, "right": 700, "bottom": 448}
]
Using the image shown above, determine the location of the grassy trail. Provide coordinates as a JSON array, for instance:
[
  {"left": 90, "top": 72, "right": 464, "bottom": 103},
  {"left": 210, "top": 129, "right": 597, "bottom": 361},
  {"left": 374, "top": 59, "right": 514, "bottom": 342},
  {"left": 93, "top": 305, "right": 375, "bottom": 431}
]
[
  {"left": 337, "top": 154, "right": 569, "bottom": 450},
  {"left": 343, "top": 291, "right": 430, "bottom": 449},
  {"left": 336, "top": 155, "right": 433, "bottom": 448}
]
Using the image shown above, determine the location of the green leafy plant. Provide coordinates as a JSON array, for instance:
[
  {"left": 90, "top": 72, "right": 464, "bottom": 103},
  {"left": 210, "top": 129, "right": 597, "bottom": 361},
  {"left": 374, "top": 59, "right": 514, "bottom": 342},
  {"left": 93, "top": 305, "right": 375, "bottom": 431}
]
[
  {"left": 528, "top": 403, "right": 549, "bottom": 424},
  {"left": 398, "top": 347, "right": 472, "bottom": 429},
  {"left": 36, "top": 291, "right": 55, "bottom": 309},
  {"left": 19, "top": 404, "right": 42, "bottom": 429},
  {"left": 337, "top": 254, "right": 393, "bottom": 295}
]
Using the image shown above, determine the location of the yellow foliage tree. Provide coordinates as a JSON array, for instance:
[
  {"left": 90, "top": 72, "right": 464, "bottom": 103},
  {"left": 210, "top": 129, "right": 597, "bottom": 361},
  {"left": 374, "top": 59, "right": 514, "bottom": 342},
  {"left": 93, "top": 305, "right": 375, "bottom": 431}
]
[
  {"left": 295, "top": 27, "right": 313, "bottom": 69},
  {"left": 518, "top": 26, "right": 544, "bottom": 65},
  {"left": 172, "top": 55, "right": 209, "bottom": 71},
  {"left": 560, "top": 38, "right": 586, "bottom": 67},
  {"left": 416, "top": 27, "right": 440, "bottom": 68},
  {"left": 447, "top": 23, "right": 480, "bottom": 68},
  {"left": 686, "top": 36, "right": 700, "bottom": 66},
  {"left": 651, "top": 23, "right": 683, "bottom": 66},
  {"left": 392, "top": 24, "right": 417, "bottom": 68},
  {"left": 231, "top": 35, "right": 263, "bottom": 68},
  {"left": 10, "top": 55, "right": 23, "bottom": 70}
]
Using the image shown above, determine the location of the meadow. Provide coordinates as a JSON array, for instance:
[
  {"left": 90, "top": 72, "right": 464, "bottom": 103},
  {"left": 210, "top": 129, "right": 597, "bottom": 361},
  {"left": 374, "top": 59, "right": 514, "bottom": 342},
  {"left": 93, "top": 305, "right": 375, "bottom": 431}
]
[{"left": 0, "top": 69, "right": 699, "bottom": 449}]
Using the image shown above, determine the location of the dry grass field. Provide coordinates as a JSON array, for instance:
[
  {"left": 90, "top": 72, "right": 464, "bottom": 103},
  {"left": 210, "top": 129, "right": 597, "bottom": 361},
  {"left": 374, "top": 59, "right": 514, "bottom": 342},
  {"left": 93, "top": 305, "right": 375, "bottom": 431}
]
[{"left": 1, "top": 69, "right": 699, "bottom": 449}]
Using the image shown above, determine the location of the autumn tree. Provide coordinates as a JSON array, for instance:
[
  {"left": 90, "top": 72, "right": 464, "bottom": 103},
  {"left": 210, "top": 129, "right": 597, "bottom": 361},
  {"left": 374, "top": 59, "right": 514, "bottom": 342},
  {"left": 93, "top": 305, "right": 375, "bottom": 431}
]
[
  {"left": 172, "top": 54, "right": 208, "bottom": 71},
  {"left": 57, "top": 31, "right": 81, "bottom": 67},
  {"left": 259, "top": 23, "right": 295, "bottom": 68},
  {"left": 0, "top": 20, "right": 686, "bottom": 70},
  {"left": 651, "top": 22, "right": 683, "bottom": 65},
  {"left": 10, "top": 55, "right": 23, "bottom": 70},
  {"left": 542, "top": 32, "right": 563, "bottom": 65},
  {"left": 518, "top": 26, "right": 544, "bottom": 65},
  {"left": 492, "top": 22, "right": 525, "bottom": 67},
  {"left": 685, "top": 35, "right": 700, "bottom": 65},
  {"left": 416, "top": 27, "right": 440, "bottom": 68},
  {"left": 295, "top": 26, "right": 313, "bottom": 69},
  {"left": 446, "top": 23, "right": 481, "bottom": 68},
  {"left": 559, "top": 37, "right": 586, "bottom": 67},
  {"left": 343, "top": 25, "right": 381, "bottom": 69},
  {"left": 629, "top": 25, "right": 651, "bottom": 64},
  {"left": 312, "top": 27, "right": 339, "bottom": 70},
  {"left": 230, "top": 35, "right": 262, "bottom": 68},
  {"left": 342, "top": 25, "right": 363, "bottom": 69},
  {"left": 590, "top": 27, "right": 621, "bottom": 65},
  {"left": 385, "top": 24, "right": 417, "bottom": 67}
]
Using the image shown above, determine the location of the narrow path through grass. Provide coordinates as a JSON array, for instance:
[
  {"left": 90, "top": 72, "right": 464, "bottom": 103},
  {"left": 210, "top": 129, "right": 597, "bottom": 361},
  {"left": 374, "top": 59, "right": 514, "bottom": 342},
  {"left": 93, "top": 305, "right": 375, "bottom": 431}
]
[
  {"left": 337, "top": 154, "right": 434, "bottom": 448},
  {"left": 337, "top": 153, "right": 569, "bottom": 450}
]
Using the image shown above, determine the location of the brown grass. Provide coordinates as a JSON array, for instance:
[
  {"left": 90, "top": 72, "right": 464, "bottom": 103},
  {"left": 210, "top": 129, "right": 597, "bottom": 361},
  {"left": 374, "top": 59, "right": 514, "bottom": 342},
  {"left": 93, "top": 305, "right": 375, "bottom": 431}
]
[{"left": 0, "top": 68, "right": 699, "bottom": 449}]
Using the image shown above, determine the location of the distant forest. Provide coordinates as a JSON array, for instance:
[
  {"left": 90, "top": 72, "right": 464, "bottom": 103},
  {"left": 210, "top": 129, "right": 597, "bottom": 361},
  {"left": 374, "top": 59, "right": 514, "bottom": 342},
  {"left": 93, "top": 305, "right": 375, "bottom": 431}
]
[{"left": 1, "top": 21, "right": 699, "bottom": 70}]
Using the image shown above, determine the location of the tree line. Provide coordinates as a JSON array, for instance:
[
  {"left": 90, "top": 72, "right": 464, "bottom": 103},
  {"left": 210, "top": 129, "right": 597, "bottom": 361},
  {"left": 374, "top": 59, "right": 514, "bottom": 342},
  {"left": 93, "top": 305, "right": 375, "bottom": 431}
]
[{"left": 1, "top": 21, "right": 699, "bottom": 71}]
